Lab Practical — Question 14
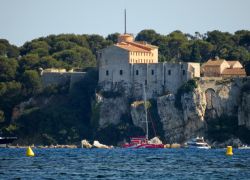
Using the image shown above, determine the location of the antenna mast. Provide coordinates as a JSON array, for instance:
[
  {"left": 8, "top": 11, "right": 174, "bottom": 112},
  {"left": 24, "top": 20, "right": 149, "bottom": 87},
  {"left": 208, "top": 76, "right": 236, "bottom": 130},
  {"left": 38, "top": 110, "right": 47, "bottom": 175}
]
[
  {"left": 143, "top": 84, "right": 149, "bottom": 140},
  {"left": 124, "top": 9, "right": 127, "bottom": 34}
]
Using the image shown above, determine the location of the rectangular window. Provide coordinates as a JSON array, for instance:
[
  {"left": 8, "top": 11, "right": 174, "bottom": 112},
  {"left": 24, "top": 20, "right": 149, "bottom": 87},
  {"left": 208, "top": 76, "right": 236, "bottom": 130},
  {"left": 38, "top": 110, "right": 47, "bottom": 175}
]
[
  {"left": 145, "top": 80, "right": 147, "bottom": 85},
  {"left": 168, "top": 70, "right": 171, "bottom": 75},
  {"left": 106, "top": 70, "right": 109, "bottom": 76},
  {"left": 120, "top": 70, "right": 123, "bottom": 75},
  {"left": 182, "top": 70, "right": 185, "bottom": 75},
  {"left": 136, "top": 70, "right": 139, "bottom": 75},
  {"left": 151, "top": 70, "right": 154, "bottom": 75}
]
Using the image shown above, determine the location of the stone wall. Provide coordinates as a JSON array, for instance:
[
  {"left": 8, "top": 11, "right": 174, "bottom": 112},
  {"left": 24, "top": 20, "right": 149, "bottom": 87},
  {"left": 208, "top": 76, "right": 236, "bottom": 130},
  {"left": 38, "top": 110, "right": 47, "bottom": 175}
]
[
  {"left": 98, "top": 45, "right": 200, "bottom": 99},
  {"left": 41, "top": 71, "right": 86, "bottom": 89}
]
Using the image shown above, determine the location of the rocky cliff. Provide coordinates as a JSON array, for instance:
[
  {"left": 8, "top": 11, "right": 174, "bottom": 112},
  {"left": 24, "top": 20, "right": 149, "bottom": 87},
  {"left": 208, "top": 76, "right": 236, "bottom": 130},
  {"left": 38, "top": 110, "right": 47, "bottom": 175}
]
[
  {"left": 157, "top": 87, "right": 207, "bottom": 143},
  {"left": 98, "top": 96, "right": 129, "bottom": 128},
  {"left": 97, "top": 77, "right": 250, "bottom": 144}
]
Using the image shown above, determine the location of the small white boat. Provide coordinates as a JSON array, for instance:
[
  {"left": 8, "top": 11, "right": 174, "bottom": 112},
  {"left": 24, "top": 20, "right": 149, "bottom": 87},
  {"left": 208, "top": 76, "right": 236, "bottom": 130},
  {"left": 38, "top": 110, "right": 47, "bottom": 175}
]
[
  {"left": 238, "top": 145, "right": 250, "bottom": 149},
  {"left": 186, "top": 137, "right": 211, "bottom": 149}
]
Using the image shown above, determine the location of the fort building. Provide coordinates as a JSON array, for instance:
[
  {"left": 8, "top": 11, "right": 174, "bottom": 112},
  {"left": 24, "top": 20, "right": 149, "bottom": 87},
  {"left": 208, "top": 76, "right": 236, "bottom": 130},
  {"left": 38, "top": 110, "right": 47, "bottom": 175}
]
[{"left": 98, "top": 33, "right": 200, "bottom": 98}]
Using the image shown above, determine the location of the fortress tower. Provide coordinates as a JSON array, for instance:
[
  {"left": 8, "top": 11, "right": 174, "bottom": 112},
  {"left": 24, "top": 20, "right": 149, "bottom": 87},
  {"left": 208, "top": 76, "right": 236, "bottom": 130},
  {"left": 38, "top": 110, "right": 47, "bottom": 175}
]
[{"left": 97, "top": 11, "right": 200, "bottom": 98}]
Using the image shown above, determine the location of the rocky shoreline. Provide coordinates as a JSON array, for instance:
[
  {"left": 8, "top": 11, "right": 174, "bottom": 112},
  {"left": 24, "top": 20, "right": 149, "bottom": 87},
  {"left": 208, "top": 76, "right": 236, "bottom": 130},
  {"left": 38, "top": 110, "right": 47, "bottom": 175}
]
[{"left": 4, "top": 138, "right": 248, "bottom": 149}]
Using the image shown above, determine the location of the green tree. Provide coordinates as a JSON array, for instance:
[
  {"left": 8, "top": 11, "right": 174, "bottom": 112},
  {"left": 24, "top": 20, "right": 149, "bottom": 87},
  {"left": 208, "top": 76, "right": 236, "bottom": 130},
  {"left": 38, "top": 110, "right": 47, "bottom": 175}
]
[
  {"left": 53, "top": 47, "right": 95, "bottom": 68},
  {"left": 167, "top": 31, "right": 189, "bottom": 60},
  {"left": 87, "top": 34, "right": 112, "bottom": 57},
  {"left": 0, "top": 57, "right": 18, "bottom": 81},
  {"left": 136, "top": 29, "right": 161, "bottom": 44},
  {"left": 0, "top": 43, "right": 7, "bottom": 57},
  {"left": 0, "top": 39, "right": 19, "bottom": 58},
  {"left": 106, "top": 33, "right": 120, "bottom": 44},
  {"left": 20, "top": 40, "right": 49, "bottom": 57},
  {"left": 228, "top": 47, "right": 250, "bottom": 61},
  {"left": 21, "top": 70, "right": 42, "bottom": 95},
  {"left": 39, "top": 56, "right": 64, "bottom": 69},
  {"left": 190, "top": 40, "right": 214, "bottom": 62},
  {"left": 52, "top": 41, "right": 77, "bottom": 52},
  {"left": 19, "top": 54, "right": 40, "bottom": 72},
  {"left": 0, "top": 81, "right": 22, "bottom": 121}
]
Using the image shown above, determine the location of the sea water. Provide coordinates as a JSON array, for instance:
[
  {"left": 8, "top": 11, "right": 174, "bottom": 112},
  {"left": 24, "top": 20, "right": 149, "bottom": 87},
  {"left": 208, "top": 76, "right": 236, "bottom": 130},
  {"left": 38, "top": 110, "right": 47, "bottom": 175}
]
[{"left": 0, "top": 148, "right": 249, "bottom": 179}]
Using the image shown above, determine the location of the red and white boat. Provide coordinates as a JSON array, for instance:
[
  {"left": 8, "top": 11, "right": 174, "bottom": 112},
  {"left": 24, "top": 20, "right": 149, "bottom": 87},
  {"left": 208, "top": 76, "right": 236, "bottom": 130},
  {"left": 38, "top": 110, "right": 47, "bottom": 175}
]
[
  {"left": 122, "top": 85, "right": 164, "bottom": 149},
  {"left": 122, "top": 136, "right": 164, "bottom": 148}
]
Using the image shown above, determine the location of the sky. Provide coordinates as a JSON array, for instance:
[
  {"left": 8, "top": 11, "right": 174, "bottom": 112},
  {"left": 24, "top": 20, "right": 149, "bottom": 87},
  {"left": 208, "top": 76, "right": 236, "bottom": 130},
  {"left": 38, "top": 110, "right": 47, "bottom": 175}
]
[{"left": 1, "top": 0, "right": 250, "bottom": 46}]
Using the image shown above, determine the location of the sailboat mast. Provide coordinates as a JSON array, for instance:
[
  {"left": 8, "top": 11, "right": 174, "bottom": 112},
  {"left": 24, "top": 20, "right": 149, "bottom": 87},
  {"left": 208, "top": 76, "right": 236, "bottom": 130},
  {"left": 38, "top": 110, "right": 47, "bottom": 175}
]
[{"left": 143, "top": 84, "right": 149, "bottom": 140}]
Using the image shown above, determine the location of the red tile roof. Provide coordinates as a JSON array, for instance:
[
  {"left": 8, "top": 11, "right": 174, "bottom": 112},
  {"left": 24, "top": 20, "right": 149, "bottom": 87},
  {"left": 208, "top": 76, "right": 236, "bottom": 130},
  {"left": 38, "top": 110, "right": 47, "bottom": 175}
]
[
  {"left": 227, "top": 61, "right": 238, "bottom": 66},
  {"left": 115, "top": 41, "right": 157, "bottom": 52},
  {"left": 222, "top": 68, "right": 246, "bottom": 76},
  {"left": 204, "top": 59, "right": 227, "bottom": 66}
]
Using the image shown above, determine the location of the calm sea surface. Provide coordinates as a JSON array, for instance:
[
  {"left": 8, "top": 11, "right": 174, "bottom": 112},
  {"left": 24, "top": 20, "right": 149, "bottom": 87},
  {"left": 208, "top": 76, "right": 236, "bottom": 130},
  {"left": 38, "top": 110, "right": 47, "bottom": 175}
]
[{"left": 0, "top": 148, "right": 249, "bottom": 179}]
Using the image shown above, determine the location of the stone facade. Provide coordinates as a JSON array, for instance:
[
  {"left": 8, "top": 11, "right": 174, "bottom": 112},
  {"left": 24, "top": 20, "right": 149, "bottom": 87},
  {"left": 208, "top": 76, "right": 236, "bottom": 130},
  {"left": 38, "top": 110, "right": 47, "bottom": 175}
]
[
  {"left": 98, "top": 34, "right": 200, "bottom": 98},
  {"left": 41, "top": 69, "right": 86, "bottom": 89}
]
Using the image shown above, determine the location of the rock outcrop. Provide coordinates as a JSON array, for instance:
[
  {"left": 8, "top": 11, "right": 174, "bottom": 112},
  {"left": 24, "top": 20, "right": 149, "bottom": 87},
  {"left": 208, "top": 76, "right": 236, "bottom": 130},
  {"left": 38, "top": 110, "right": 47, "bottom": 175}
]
[
  {"left": 157, "top": 94, "right": 184, "bottom": 143},
  {"left": 93, "top": 140, "right": 112, "bottom": 149},
  {"left": 157, "top": 87, "right": 206, "bottom": 143},
  {"left": 182, "top": 87, "right": 207, "bottom": 140},
  {"left": 130, "top": 101, "right": 147, "bottom": 131},
  {"left": 81, "top": 140, "right": 92, "bottom": 148},
  {"left": 98, "top": 96, "right": 129, "bottom": 128}
]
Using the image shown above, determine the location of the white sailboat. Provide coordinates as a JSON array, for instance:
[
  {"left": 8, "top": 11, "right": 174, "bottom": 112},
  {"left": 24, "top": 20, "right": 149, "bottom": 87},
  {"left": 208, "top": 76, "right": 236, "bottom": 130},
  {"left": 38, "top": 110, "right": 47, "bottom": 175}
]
[{"left": 122, "top": 84, "right": 164, "bottom": 148}]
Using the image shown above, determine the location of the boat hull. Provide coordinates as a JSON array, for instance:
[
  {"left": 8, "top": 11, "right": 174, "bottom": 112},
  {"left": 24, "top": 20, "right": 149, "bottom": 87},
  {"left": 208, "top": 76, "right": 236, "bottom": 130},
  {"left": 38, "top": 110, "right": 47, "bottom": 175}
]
[
  {"left": 123, "top": 143, "right": 164, "bottom": 149},
  {"left": 122, "top": 137, "right": 164, "bottom": 149},
  {"left": 186, "top": 137, "right": 211, "bottom": 149}
]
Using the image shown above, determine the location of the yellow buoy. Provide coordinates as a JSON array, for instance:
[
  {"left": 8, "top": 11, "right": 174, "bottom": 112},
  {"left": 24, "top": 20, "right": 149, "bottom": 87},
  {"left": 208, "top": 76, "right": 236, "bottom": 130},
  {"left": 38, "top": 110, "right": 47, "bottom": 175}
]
[
  {"left": 226, "top": 146, "right": 233, "bottom": 156},
  {"left": 26, "top": 146, "right": 35, "bottom": 157}
]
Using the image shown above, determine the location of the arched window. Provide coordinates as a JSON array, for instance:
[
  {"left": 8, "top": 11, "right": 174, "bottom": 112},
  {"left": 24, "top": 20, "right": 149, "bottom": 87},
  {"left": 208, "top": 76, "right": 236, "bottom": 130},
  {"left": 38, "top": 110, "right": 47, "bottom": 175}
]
[{"left": 106, "top": 70, "right": 109, "bottom": 76}]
